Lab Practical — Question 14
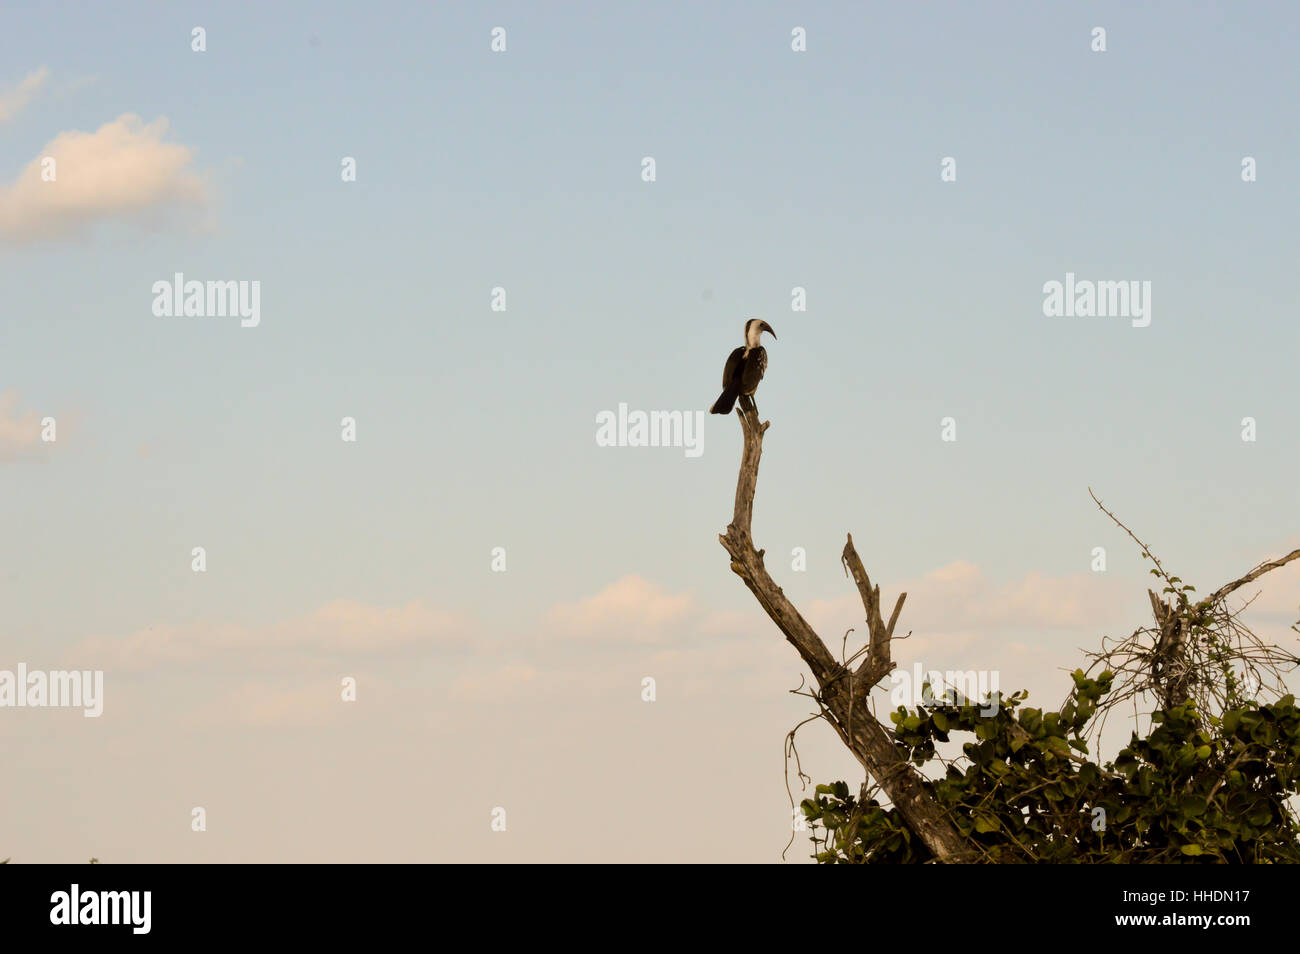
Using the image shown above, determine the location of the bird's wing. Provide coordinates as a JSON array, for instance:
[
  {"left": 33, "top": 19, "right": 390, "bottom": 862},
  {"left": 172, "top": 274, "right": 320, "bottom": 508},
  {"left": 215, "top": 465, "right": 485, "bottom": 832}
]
[
  {"left": 722, "top": 346, "right": 745, "bottom": 387},
  {"left": 740, "top": 346, "right": 767, "bottom": 393}
]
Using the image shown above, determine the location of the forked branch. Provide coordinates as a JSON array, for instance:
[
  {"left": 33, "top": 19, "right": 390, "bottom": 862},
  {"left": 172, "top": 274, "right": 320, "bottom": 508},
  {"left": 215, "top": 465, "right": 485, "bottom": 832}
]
[{"left": 718, "top": 404, "right": 973, "bottom": 862}]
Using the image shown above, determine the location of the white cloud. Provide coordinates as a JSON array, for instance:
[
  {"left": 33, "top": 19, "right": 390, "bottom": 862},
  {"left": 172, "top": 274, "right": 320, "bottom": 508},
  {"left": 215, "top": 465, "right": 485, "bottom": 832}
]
[
  {"left": 449, "top": 664, "right": 540, "bottom": 702},
  {"left": 191, "top": 676, "right": 381, "bottom": 728},
  {"left": 0, "top": 390, "right": 46, "bottom": 462},
  {"left": 546, "top": 574, "right": 700, "bottom": 644},
  {"left": 807, "top": 560, "right": 1119, "bottom": 642},
  {"left": 0, "top": 67, "right": 48, "bottom": 122},
  {"left": 69, "top": 599, "right": 468, "bottom": 672},
  {"left": 0, "top": 114, "right": 209, "bottom": 241}
]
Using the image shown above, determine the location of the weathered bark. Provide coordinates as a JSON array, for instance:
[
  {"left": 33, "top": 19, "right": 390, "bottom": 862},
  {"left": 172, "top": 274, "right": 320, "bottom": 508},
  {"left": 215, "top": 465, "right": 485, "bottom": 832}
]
[
  {"left": 719, "top": 402, "right": 975, "bottom": 862},
  {"left": 1148, "top": 589, "right": 1191, "bottom": 709},
  {"left": 842, "top": 536, "right": 905, "bottom": 688}
]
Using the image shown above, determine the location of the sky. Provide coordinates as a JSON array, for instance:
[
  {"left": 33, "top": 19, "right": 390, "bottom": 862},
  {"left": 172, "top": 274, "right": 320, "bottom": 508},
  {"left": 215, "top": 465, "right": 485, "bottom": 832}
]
[{"left": 1, "top": 1, "right": 1298, "bottom": 863}]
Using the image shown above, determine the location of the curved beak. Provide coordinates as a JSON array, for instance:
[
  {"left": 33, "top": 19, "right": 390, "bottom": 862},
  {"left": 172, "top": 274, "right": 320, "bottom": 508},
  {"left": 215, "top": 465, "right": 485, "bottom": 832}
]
[{"left": 760, "top": 321, "right": 776, "bottom": 340}]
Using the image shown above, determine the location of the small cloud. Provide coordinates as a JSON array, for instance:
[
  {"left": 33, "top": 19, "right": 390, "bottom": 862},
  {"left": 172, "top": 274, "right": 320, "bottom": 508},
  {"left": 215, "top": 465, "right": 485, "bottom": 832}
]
[
  {"left": 925, "top": 560, "right": 982, "bottom": 586},
  {"left": 548, "top": 575, "right": 698, "bottom": 644},
  {"left": 69, "top": 599, "right": 469, "bottom": 672},
  {"left": 0, "top": 391, "right": 47, "bottom": 462},
  {"left": 0, "top": 114, "right": 209, "bottom": 242},
  {"left": 0, "top": 67, "right": 49, "bottom": 122},
  {"left": 188, "top": 676, "right": 380, "bottom": 728},
  {"left": 966, "top": 570, "right": 1104, "bottom": 629},
  {"left": 806, "top": 561, "right": 1121, "bottom": 657},
  {"left": 449, "top": 664, "right": 539, "bottom": 702}
]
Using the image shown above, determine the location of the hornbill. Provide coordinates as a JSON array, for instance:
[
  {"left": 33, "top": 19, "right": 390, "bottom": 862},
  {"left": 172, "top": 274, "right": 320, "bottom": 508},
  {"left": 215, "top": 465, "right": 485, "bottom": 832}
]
[{"left": 709, "top": 318, "right": 776, "bottom": 415}]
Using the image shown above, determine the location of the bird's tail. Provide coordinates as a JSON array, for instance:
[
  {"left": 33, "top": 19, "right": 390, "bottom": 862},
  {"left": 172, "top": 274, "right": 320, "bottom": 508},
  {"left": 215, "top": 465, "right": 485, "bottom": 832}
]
[{"left": 710, "top": 387, "right": 739, "bottom": 415}]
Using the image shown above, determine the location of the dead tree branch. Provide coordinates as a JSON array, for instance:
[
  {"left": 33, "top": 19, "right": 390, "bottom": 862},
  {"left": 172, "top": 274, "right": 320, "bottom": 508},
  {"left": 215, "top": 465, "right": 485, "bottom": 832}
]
[
  {"left": 842, "top": 536, "right": 906, "bottom": 689},
  {"left": 719, "top": 403, "right": 975, "bottom": 862},
  {"left": 1202, "top": 549, "right": 1300, "bottom": 608}
]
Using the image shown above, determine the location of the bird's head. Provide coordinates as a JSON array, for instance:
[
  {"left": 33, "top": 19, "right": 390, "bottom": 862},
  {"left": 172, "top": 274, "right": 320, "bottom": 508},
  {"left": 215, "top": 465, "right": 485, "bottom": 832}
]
[{"left": 745, "top": 318, "right": 776, "bottom": 348}]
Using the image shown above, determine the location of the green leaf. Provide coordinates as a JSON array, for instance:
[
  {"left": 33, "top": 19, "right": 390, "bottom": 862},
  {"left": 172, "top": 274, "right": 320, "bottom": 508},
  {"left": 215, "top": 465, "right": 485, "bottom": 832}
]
[{"left": 1045, "top": 736, "right": 1072, "bottom": 758}]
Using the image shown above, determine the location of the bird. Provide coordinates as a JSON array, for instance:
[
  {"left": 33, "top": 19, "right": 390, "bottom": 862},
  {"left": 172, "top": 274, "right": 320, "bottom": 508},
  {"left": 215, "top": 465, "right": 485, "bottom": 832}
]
[{"left": 709, "top": 318, "right": 776, "bottom": 415}]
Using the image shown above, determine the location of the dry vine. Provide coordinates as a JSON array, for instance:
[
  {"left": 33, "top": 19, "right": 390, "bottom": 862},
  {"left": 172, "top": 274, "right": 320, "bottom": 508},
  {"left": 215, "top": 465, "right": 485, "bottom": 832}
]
[{"left": 1081, "top": 488, "right": 1300, "bottom": 746}]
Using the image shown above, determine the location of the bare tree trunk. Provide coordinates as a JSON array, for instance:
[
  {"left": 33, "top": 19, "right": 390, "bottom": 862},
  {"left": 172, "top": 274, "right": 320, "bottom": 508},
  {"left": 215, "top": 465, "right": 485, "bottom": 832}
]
[{"left": 718, "top": 402, "right": 975, "bottom": 862}]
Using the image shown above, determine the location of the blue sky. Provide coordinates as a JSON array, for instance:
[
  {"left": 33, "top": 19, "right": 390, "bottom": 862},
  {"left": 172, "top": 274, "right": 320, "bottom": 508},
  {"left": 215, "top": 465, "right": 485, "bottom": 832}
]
[{"left": 1, "top": 1, "right": 1297, "bottom": 862}]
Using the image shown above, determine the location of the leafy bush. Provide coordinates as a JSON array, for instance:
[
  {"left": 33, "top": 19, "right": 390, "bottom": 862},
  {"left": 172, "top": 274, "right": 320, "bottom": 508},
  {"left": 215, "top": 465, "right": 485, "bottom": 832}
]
[{"left": 802, "top": 671, "right": 1300, "bottom": 863}]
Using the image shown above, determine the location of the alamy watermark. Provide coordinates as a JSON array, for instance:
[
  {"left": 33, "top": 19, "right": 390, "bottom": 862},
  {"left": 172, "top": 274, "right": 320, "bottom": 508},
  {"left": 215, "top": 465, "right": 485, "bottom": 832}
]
[
  {"left": 1042, "top": 272, "right": 1151, "bottom": 328},
  {"left": 50, "top": 884, "right": 150, "bottom": 934},
  {"left": 595, "top": 403, "right": 704, "bottom": 458},
  {"left": 890, "top": 662, "right": 1001, "bottom": 716},
  {"left": 0, "top": 664, "right": 103, "bottom": 717},
  {"left": 152, "top": 272, "right": 260, "bottom": 328}
]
